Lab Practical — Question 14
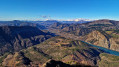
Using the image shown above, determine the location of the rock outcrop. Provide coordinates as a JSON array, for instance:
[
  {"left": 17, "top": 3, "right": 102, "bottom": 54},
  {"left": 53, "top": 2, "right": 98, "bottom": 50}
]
[
  {"left": 84, "top": 30, "right": 119, "bottom": 52},
  {"left": 84, "top": 31, "right": 109, "bottom": 48},
  {"left": 0, "top": 26, "right": 53, "bottom": 55}
]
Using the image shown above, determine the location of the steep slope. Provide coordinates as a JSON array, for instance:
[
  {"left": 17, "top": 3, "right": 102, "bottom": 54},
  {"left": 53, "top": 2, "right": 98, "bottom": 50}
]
[
  {"left": 84, "top": 31, "right": 109, "bottom": 48},
  {"left": 49, "top": 19, "right": 119, "bottom": 52},
  {"left": 0, "top": 26, "right": 53, "bottom": 55},
  {"left": 83, "top": 30, "right": 119, "bottom": 52},
  {"left": 0, "top": 36, "right": 103, "bottom": 67}
]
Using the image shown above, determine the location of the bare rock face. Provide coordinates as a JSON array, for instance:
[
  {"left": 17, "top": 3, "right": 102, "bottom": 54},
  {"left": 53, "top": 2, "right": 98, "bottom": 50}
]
[
  {"left": 0, "top": 26, "right": 53, "bottom": 55},
  {"left": 109, "top": 38, "right": 119, "bottom": 51},
  {"left": 84, "top": 30, "right": 119, "bottom": 52},
  {"left": 2, "top": 52, "right": 31, "bottom": 67},
  {"left": 84, "top": 31, "right": 109, "bottom": 48}
]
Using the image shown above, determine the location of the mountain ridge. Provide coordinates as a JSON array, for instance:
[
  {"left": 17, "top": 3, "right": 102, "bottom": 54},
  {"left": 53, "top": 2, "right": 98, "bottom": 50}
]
[{"left": 0, "top": 26, "right": 53, "bottom": 55}]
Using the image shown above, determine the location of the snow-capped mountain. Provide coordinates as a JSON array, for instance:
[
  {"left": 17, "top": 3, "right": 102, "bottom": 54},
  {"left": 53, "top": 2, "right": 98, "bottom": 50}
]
[{"left": 58, "top": 18, "right": 93, "bottom": 24}]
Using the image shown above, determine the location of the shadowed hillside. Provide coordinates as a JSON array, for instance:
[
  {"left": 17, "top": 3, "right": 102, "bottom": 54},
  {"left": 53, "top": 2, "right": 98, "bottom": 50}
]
[{"left": 0, "top": 26, "right": 53, "bottom": 55}]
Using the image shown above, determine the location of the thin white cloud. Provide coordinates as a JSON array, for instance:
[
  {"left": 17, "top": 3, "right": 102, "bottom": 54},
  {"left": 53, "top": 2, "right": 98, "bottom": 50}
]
[{"left": 40, "top": 15, "right": 51, "bottom": 18}]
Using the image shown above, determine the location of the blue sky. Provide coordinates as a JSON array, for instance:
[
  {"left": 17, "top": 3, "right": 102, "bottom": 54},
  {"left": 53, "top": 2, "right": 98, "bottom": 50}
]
[{"left": 0, "top": 0, "right": 119, "bottom": 20}]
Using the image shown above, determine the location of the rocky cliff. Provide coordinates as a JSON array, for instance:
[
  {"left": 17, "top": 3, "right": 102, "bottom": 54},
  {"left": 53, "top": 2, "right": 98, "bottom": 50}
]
[
  {"left": 84, "top": 30, "right": 119, "bottom": 52},
  {"left": 0, "top": 26, "right": 53, "bottom": 55}
]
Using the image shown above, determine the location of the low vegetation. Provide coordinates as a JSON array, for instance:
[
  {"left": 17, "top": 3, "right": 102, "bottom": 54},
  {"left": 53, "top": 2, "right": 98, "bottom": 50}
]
[{"left": 98, "top": 53, "right": 119, "bottom": 67}]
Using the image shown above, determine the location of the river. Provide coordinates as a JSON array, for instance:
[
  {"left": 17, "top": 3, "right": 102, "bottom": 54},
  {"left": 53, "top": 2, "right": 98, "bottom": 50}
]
[{"left": 82, "top": 41, "right": 119, "bottom": 56}]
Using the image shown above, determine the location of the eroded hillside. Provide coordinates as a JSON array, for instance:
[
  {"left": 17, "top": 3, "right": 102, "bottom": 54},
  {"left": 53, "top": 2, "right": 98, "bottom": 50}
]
[
  {"left": 84, "top": 30, "right": 119, "bottom": 52},
  {"left": 0, "top": 36, "right": 103, "bottom": 67},
  {"left": 0, "top": 26, "right": 53, "bottom": 55}
]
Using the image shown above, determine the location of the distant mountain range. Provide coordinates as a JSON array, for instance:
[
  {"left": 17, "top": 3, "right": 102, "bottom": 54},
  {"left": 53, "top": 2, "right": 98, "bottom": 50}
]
[
  {"left": 48, "top": 19, "right": 119, "bottom": 52},
  {"left": 27, "top": 19, "right": 93, "bottom": 28},
  {"left": 59, "top": 18, "right": 93, "bottom": 24},
  {"left": 0, "top": 19, "right": 119, "bottom": 67},
  {"left": 49, "top": 19, "right": 119, "bottom": 35},
  {"left": 0, "top": 20, "right": 46, "bottom": 29}
]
